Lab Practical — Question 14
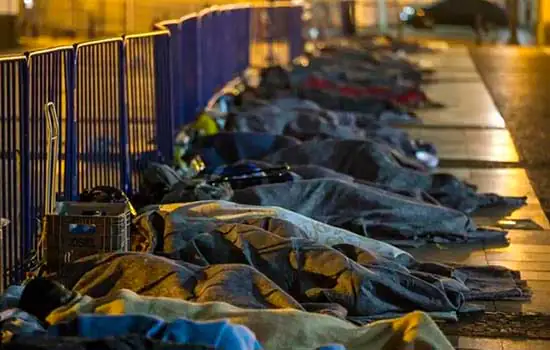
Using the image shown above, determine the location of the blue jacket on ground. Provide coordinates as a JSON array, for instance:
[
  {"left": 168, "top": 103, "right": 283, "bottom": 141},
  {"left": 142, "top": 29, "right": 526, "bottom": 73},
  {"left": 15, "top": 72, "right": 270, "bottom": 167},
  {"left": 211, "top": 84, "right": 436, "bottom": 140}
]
[{"left": 48, "top": 314, "right": 262, "bottom": 350}]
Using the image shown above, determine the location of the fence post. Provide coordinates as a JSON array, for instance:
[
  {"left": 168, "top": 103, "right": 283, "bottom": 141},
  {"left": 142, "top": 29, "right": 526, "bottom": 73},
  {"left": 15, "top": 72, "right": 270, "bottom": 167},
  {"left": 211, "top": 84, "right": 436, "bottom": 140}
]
[
  {"left": 341, "top": 0, "right": 357, "bottom": 36},
  {"left": 507, "top": 0, "right": 520, "bottom": 45},
  {"left": 395, "top": 0, "right": 404, "bottom": 40}
]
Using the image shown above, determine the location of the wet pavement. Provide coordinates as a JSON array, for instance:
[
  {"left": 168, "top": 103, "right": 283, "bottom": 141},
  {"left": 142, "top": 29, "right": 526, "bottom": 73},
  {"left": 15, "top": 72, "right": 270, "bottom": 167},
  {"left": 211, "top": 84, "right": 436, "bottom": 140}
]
[
  {"left": 471, "top": 47, "right": 550, "bottom": 217},
  {"left": 403, "top": 46, "right": 550, "bottom": 349}
]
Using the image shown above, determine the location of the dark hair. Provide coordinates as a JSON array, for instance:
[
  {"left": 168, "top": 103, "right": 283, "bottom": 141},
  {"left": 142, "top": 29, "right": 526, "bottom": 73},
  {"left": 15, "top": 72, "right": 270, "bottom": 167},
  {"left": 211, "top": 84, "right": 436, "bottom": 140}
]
[
  {"left": 260, "top": 66, "right": 292, "bottom": 90},
  {"left": 19, "top": 277, "right": 77, "bottom": 324}
]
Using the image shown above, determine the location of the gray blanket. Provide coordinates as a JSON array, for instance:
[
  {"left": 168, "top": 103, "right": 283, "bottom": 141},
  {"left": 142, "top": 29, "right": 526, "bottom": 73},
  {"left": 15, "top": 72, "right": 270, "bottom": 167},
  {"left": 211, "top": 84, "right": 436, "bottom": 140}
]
[
  {"left": 230, "top": 178, "right": 506, "bottom": 246},
  {"left": 261, "top": 139, "right": 526, "bottom": 214},
  {"left": 115, "top": 207, "right": 528, "bottom": 321},
  {"left": 230, "top": 99, "right": 421, "bottom": 161}
]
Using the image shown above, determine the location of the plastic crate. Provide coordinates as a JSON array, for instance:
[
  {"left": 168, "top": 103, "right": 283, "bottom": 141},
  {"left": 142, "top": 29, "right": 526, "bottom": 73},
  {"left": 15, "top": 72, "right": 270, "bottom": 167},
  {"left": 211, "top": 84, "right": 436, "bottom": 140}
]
[{"left": 44, "top": 202, "right": 131, "bottom": 273}]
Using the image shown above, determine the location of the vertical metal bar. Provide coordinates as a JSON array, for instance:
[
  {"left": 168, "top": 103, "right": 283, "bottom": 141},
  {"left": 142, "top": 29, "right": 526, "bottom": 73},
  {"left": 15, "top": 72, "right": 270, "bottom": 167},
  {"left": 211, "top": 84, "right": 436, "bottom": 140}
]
[
  {"left": 100, "top": 43, "right": 109, "bottom": 187},
  {"left": 119, "top": 39, "right": 131, "bottom": 194},
  {"left": 65, "top": 48, "right": 77, "bottom": 200}
]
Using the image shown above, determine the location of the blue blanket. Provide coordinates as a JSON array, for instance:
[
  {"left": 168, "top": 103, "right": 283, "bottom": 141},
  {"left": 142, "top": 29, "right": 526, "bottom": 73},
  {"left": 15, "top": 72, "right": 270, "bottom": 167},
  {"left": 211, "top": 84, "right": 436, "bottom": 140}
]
[{"left": 49, "top": 314, "right": 262, "bottom": 350}]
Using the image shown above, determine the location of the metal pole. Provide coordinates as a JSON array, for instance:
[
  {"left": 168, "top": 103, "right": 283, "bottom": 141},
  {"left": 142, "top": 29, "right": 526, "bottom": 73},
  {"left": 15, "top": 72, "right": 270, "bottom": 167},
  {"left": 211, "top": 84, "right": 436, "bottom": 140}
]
[
  {"left": 377, "top": 0, "right": 388, "bottom": 34},
  {"left": 508, "top": 0, "right": 520, "bottom": 44},
  {"left": 395, "top": 0, "right": 403, "bottom": 39},
  {"left": 266, "top": 0, "right": 275, "bottom": 66}
]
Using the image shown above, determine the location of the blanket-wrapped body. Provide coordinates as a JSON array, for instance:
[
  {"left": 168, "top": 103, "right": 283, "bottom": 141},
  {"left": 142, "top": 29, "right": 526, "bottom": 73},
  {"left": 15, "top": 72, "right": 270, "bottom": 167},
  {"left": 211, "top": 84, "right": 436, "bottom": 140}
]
[
  {"left": 262, "top": 139, "right": 526, "bottom": 213},
  {"left": 230, "top": 178, "right": 505, "bottom": 246}
]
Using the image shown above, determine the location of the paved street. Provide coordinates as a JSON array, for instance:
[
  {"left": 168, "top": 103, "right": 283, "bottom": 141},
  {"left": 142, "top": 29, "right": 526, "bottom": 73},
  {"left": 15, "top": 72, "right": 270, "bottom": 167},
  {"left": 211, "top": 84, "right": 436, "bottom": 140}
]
[{"left": 404, "top": 45, "right": 550, "bottom": 349}]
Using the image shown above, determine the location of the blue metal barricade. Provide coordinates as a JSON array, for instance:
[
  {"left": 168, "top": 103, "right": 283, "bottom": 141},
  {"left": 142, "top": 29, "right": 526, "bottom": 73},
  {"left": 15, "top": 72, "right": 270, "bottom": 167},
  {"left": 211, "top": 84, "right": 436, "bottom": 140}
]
[
  {"left": 124, "top": 31, "right": 174, "bottom": 191},
  {"left": 0, "top": 56, "right": 29, "bottom": 290},
  {"left": 0, "top": 3, "right": 308, "bottom": 288},
  {"left": 220, "top": 8, "right": 235, "bottom": 84},
  {"left": 155, "top": 20, "right": 186, "bottom": 129},
  {"left": 199, "top": 9, "right": 214, "bottom": 108},
  {"left": 153, "top": 32, "right": 175, "bottom": 166},
  {"left": 179, "top": 15, "right": 200, "bottom": 125},
  {"left": 288, "top": 6, "right": 305, "bottom": 60},
  {"left": 73, "top": 38, "right": 131, "bottom": 194},
  {"left": 27, "top": 47, "right": 76, "bottom": 251},
  {"left": 213, "top": 5, "right": 252, "bottom": 86},
  {"left": 217, "top": 5, "right": 252, "bottom": 83},
  {"left": 214, "top": 9, "right": 226, "bottom": 88},
  {"left": 237, "top": 7, "right": 252, "bottom": 73}
]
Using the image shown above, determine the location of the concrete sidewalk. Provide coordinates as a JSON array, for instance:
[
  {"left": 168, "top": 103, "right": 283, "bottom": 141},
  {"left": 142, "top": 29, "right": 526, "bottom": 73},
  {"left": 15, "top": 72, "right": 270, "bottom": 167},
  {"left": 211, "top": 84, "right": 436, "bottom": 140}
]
[
  {"left": 390, "top": 26, "right": 536, "bottom": 47},
  {"left": 405, "top": 46, "right": 550, "bottom": 349}
]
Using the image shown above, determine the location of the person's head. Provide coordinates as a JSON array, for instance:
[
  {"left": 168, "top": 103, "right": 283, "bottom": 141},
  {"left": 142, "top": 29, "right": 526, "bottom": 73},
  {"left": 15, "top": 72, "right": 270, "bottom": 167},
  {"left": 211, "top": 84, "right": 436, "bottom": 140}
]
[
  {"left": 19, "top": 277, "right": 77, "bottom": 324},
  {"left": 260, "top": 66, "right": 292, "bottom": 91}
]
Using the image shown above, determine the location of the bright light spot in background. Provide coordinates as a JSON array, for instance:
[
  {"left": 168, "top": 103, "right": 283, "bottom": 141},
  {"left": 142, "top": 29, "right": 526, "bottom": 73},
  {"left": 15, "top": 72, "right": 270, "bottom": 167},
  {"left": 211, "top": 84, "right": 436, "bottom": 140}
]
[
  {"left": 23, "top": 0, "right": 34, "bottom": 9},
  {"left": 308, "top": 28, "right": 319, "bottom": 40},
  {"left": 400, "top": 6, "right": 415, "bottom": 21}
]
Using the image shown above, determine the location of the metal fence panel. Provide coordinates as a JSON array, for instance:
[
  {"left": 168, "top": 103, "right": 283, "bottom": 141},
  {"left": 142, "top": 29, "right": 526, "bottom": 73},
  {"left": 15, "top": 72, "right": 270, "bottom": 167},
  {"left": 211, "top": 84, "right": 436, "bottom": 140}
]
[
  {"left": 0, "top": 4, "right": 308, "bottom": 289},
  {"left": 179, "top": 15, "right": 200, "bottom": 126},
  {"left": 215, "top": 9, "right": 226, "bottom": 93},
  {"left": 217, "top": 8, "right": 235, "bottom": 84},
  {"left": 238, "top": 7, "right": 252, "bottom": 73},
  {"left": 198, "top": 9, "right": 214, "bottom": 108},
  {"left": 74, "top": 38, "right": 131, "bottom": 195},
  {"left": 153, "top": 32, "right": 175, "bottom": 166},
  {"left": 0, "top": 56, "right": 29, "bottom": 291},
  {"left": 27, "top": 47, "right": 76, "bottom": 251},
  {"left": 288, "top": 6, "right": 305, "bottom": 60},
  {"left": 215, "top": 5, "right": 252, "bottom": 85},
  {"left": 155, "top": 20, "right": 185, "bottom": 130},
  {"left": 125, "top": 31, "right": 174, "bottom": 191}
]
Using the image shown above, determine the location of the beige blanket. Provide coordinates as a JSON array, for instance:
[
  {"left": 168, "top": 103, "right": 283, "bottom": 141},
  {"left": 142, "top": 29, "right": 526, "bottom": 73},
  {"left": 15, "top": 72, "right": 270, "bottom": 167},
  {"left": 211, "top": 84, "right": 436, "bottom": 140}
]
[{"left": 48, "top": 289, "right": 453, "bottom": 350}]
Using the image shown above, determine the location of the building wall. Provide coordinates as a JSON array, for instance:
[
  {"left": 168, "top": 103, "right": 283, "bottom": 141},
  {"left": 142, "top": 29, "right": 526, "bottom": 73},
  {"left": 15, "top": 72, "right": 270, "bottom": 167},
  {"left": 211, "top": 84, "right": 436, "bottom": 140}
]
[
  {"left": 19, "top": 0, "right": 538, "bottom": 40},
  {"left": 0, "top": 0, "right": 19, "bottom": 49},
  {"left": 19, "top": 0, "right": 257, "bottom": 38},
  {"left": 350, "top": 0, "right": 535, "bottom": 33},
  {"left": 537, "top": 0, "right": 550, "bottom": 44}
]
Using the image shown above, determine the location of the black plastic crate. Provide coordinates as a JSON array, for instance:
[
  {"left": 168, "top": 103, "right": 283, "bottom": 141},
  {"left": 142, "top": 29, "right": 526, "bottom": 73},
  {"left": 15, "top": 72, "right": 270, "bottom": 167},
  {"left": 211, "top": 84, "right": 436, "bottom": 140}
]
[{"left": 44, "top": 202, "right": 131, "bottom": 272}]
